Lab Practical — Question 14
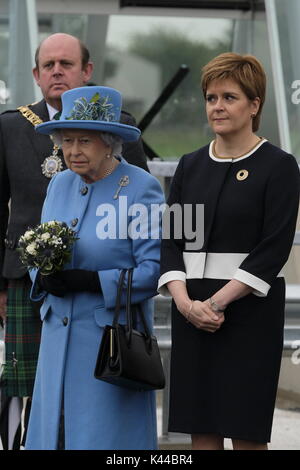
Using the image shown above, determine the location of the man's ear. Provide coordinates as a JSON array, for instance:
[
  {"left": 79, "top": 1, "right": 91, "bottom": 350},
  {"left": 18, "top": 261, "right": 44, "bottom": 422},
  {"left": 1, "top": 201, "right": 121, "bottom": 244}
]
[
  {"left": 32, "top": 67, "right": 40, "bottom": 87},
  {"left": 83, "top": 62, "right": 94, "bottom": 84}
]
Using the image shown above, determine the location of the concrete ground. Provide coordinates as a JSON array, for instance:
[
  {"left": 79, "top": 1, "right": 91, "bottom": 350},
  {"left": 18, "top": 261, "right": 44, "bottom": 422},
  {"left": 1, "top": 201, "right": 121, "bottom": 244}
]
[
  {"left": 158, "top": 396, "right": 300, "bottom": 451},
  {"left": 269, "top": 406, "right": 300, "bottom": 450}
]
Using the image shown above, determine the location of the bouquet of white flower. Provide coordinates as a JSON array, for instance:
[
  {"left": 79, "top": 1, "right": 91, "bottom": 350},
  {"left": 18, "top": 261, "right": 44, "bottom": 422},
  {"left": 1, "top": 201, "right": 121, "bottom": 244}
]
[{"left": 18, "top": 220, "right": 78, "bottom": 275}]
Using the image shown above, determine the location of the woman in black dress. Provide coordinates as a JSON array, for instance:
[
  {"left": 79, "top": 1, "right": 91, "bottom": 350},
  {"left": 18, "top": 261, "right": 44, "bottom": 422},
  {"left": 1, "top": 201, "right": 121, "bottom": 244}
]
[{"left": 158, "top": 53, "right": 300, "bottom": 450}]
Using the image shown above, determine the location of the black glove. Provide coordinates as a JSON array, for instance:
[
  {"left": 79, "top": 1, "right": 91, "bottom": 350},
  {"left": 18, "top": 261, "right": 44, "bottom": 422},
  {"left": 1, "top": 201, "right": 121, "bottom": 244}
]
[
  {"left": 37, "top": 272, "right": 66, "bottom": 297},
  {"left": 37, "top": 269, "right": 101, "bottom": 297}
]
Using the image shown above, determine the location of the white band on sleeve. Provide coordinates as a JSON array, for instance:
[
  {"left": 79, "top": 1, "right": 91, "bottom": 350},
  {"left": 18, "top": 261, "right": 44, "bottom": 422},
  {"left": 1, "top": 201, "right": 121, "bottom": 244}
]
[
  {"left": 234, "top": 268, "right": 271, "bottom": 297},
  {"left": 158, "top": 270, "right": 186, "bottom": 297}
]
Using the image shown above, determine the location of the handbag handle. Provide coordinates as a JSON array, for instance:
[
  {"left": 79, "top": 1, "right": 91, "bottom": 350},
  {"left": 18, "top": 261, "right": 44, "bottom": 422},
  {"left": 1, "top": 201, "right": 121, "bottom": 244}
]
[
  {"left": 126, "top": 268, "right": 153, "bottom": 352},
  {"left": 112, "top": 268, "right": 127, "bottom": 328},
  {"left": 112, "top": 268, "right": 153, "bottom": 352}
]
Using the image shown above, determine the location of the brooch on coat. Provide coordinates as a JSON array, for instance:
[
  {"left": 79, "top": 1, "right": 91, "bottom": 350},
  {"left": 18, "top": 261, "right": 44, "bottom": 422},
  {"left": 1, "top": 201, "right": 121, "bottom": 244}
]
[{"left": 113, "top": 175, "right": 130, "bottom": 199}]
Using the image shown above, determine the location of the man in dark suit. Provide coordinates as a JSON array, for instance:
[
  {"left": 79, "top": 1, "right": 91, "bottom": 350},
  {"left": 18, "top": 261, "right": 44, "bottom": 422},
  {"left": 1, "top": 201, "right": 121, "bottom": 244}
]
[{"left": 0, "top": 33, "right": 148, "bottom": 448}]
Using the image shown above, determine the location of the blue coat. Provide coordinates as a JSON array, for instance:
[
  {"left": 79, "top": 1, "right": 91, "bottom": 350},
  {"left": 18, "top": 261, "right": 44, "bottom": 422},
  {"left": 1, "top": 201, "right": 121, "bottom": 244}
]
[{"left": 25, "top": 159, "right": 164, "bottom": 450}]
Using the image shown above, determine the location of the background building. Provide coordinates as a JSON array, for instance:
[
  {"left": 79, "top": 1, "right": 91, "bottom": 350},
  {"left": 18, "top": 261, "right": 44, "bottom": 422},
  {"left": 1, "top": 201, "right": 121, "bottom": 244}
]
[{"left": 2, "top": 0, "right": 298, "bottom": 157}]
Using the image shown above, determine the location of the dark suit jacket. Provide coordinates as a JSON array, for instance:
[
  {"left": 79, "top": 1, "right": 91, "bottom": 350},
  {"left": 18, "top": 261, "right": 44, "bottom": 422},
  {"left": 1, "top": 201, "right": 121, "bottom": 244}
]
[{"left": 0, "top": 99, "right": 148, "bottom": 288}]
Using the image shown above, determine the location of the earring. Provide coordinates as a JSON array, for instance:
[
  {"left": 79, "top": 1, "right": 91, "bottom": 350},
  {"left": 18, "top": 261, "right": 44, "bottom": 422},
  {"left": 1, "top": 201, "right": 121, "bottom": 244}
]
[
  {"left": 251, "top": 113, "right": 256, "bottom": 118},
  {"left": 106, "top": 154, "right": 111, "bottom": 159}
]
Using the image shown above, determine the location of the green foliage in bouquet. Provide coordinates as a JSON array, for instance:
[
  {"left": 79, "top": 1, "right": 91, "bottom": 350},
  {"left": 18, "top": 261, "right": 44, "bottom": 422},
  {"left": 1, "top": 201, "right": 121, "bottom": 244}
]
[{"left": 18, "top": 221, "right": 79, "bottom": 275}]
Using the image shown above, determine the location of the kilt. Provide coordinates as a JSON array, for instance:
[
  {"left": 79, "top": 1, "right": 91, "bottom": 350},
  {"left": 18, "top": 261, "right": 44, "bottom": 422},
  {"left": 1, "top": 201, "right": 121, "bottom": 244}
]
[{"left": 2, "top": 275, "right": 41, "bottom": 397}]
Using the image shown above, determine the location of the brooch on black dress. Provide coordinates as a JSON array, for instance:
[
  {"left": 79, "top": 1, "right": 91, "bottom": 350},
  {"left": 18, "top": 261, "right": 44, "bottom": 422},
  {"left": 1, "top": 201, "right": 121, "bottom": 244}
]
[{"left": 236, "top": 169, "right": 249, "bottom": 181}]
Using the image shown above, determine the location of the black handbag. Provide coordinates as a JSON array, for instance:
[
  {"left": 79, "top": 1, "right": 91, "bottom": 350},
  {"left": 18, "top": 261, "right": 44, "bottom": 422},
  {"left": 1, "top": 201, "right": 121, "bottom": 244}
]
[{"left": 94, "top": 268, "right": 165, "bottom": 391}]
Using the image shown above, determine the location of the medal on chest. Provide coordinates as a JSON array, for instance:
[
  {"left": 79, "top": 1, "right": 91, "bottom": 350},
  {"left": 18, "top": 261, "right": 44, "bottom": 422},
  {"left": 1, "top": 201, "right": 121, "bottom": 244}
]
[{"left": 41, "top": 144, "right": 64, "bottom": 178}]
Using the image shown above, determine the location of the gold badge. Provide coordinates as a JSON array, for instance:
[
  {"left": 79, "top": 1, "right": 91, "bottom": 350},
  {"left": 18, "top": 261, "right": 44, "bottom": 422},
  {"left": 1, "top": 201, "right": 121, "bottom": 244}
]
[{"left": 236, "top": 169, "right": 249, "bottom": 181}]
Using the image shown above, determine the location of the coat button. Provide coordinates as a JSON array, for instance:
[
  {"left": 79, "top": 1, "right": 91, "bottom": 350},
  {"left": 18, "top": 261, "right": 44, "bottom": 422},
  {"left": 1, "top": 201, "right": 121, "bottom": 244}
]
[
  {"left": 81, "top": 186, "right": 88, "bottom": 195},
  {"left": 71, "top": 218, "right": 78, "bottom": 227},
  {"left": 62, "top": 317, "right": 69, "bottom": 326}
]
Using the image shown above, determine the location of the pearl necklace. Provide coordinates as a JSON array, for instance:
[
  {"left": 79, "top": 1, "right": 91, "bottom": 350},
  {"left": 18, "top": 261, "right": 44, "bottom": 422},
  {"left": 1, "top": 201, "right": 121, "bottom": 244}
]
[{"left": 100, "top": 157, "right": 118, "bottom": 179}]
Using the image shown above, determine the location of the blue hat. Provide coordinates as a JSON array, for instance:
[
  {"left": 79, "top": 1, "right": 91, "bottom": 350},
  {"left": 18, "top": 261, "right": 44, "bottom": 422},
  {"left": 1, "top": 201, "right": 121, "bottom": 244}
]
[{"left": 35, "top": 86, "right": 141, "bottom": 142}]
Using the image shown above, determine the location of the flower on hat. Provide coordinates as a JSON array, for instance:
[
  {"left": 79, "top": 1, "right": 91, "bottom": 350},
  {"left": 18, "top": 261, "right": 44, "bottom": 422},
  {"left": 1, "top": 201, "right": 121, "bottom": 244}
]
[{"left": 66, "top": 92, "right": 117, "bottom": 122}]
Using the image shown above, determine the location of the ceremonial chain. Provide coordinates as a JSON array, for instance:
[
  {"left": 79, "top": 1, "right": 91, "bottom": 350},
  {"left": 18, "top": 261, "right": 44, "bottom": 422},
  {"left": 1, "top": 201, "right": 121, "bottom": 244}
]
[{"left": 18, "top": 105, "right": 63, "bottom": 178}]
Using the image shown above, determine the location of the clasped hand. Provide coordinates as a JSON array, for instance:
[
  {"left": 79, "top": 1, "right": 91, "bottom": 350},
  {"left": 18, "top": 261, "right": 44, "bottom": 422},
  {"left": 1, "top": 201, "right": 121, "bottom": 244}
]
[
  {"left": 38, "top": 269, "right": 101, "bottom": 297},
  {"left": 187, "top": 299, "right": 225, "bottom": 333}
]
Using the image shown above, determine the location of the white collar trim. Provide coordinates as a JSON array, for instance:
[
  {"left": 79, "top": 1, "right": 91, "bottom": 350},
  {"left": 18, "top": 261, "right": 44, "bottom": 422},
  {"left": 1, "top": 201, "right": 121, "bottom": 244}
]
[{"left": 209, "top": 138, "right": 267, "bottom": 163}]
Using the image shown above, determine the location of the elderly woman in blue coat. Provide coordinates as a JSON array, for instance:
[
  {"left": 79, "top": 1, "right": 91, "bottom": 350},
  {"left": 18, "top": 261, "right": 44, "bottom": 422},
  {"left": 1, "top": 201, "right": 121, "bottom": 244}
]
[{"left": 25, "top": 86, "right": 164, "bottom": 450}]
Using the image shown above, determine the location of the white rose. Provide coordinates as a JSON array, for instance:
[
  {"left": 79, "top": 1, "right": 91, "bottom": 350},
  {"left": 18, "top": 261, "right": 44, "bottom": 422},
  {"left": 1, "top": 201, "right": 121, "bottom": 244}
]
[
  {"left": 41, "top": 232, "right": 50, "bottom": 241},
  {"left": 26, "top": 243, "right": 37, "bottom": 255},
  {"left": 24, "top": 230, "right": 35, "bottom": 240}
]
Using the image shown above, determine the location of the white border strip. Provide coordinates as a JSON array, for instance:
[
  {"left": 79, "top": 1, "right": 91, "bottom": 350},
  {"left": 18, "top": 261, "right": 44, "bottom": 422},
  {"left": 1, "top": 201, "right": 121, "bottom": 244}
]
[
  {"left": 209, "top": 139, "right": 268, "bottom": 163},
  {"left": 158, "top": 252, "right": 282, "bottom": 297}
]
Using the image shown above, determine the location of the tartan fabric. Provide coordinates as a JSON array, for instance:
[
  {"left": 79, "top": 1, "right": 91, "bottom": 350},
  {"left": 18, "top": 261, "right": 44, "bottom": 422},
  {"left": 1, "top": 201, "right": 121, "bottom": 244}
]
[{"left": 2, "top": 276, "right": 41, "bottom": 397}]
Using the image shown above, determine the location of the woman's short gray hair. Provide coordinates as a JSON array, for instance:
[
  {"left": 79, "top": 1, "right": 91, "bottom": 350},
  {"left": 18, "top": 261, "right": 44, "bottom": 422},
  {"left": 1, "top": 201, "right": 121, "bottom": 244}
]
[
  {"left": 51, "top": 130, "right": 123, "bottom": 157},
  {"left": 100, "top": 132, "right": 123, "bottom": 157}
]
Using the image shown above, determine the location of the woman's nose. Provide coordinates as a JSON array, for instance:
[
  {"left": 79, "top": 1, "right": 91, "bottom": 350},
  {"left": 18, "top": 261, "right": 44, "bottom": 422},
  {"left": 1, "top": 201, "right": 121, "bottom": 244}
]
[
  {"left": 214, "top": 97, "right": 224, "bottom": 110},
  {"left": 71, "top": 141, "right": 81, "bottom": 155}
]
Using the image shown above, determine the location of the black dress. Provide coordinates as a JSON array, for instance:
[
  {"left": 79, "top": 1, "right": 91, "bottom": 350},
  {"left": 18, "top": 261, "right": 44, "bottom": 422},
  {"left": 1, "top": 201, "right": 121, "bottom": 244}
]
[{"left": 158, "top": 140, "right": 300, "bottom": 443}]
